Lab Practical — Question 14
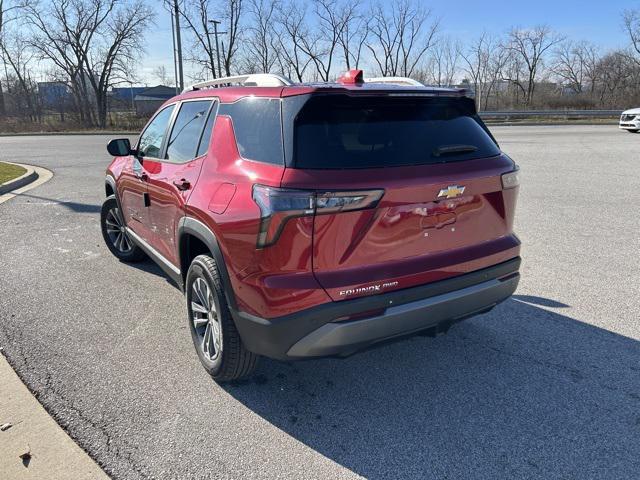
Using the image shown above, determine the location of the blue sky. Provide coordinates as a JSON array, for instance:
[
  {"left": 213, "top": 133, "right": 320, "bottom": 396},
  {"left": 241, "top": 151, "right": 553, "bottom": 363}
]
[{"left": 142, "top": 0, "right": 639, "bottom": 84}]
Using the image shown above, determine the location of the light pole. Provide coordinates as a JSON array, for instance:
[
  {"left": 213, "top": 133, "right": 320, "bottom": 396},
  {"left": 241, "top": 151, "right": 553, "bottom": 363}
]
[
  {"left": 170, "top": 5, "right": 179, "bottom": 93},
  {"left": 208, "top": 20, "right": 226, "bottom": 79},
  {"left": 172, "top": 0, "right": 184, "bottom": 92}
]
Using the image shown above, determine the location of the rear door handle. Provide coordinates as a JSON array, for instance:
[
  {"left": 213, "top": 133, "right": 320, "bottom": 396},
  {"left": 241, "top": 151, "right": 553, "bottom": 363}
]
[{"left": 173, "top": 178, "right": 191, "bottom": 191}]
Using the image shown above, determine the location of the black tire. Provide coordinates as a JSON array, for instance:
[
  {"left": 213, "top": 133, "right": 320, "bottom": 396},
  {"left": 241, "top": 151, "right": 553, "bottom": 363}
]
[
  {"left": 100, "top": 196, "right": 146, "bottom": 262},
  {"left": 186, "top": 254, "right": 258, "bottom": 382},
  {"left": 627, "top": 129, "right": 639, "bottom": 133}
]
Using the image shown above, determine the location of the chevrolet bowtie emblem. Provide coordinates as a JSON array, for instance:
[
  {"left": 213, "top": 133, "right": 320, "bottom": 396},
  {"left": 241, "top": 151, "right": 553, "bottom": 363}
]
[{"left": 437, "top": 185, "right": 466, "bottom": 199}]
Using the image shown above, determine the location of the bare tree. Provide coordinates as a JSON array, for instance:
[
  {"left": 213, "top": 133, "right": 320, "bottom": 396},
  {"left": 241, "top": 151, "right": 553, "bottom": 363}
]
[
  {"left": 181, "top": 0, "right": 244, "bottom": 78},
  {"left": 0, "top": 0, "right": 10, "bottom": 43},
  {"left": 179, "top": 0, "right": 218, "bottom": 79},
  {"left": 153, "top": 65, "right": 175, "bottom": 86},
  {"left": 1, "top": 30, "right": 39, "bottom": 120},
  {"left": 552, "top": 40, "right": 599, "bottom": 94},
  {"left": 24, "top": 0, "right": 106, "bottom": 125},
  {"left": 459, "top": 33, "right": 489, "bottom": 104},
  {"left": 274, "top": 1, "right": 312, "bottom": 81},
  {"left": 623, "top": 8, "right": 640, "bottom": 62},
  {"left": 366, "top": 0, "right": 439, "bottom": 77},
  {"left": 424, "top": 36, "right": 459, "bottom": 87},
  {"left": 580, "top": 43, "right": 601, "bottom": 96},
  {"left": 505, "top": 26, "right": 564, "bottom": 106},
  {"left": 593, "top": 51, "right": 639, "bottom": 107},
  {"left": 86, "top": 1, "right": 155, "bottom": 127},
  {"left": 338, "top": 0, "right": 367, "bottom": 70},
  {"left": 0, "top": 0, "right": 22, "bottom": 117},
  {"left": 500, "top": 47, "right": 525, "bottom": 107},
  {"left": 459, "top": 33, "right": 509, "bottom": 111},
  {"left": 0, "top": 0, "right": 7, "bottom": 116},
  {"left": 244, "top": 0, "right": 279, "bottom": 73},
  {"left": 482, "top": 44, "right": 510, "bottom": 110},
  {"left": 23, "top": 0, "right": 153, "bottom": 127},
  {"left": 220, "top": 0, "right": 244, "bottom": 76},
  {"left": 293, "top": 0, "right": 355, "bottom": 81}
]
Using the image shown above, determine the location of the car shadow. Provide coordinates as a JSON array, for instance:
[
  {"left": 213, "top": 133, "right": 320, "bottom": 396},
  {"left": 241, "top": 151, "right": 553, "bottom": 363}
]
[
  {"left": 12, "top": 192, "right": 101, "bottom": 213},
  {"left": 124, "top": 258, "right": 181, "bottom": 289},
  {"left": 223, "top": 298, "right": 640, "bottom": 478},
  {"left": 511, "top": 294, "right": 570, "bottom": 308}
]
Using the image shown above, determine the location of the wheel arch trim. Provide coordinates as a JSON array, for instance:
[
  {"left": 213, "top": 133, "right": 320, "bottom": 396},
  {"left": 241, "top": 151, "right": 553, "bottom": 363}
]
[
  {"left": 105, "top": 174, "right": 124, "bottom": 214},
  {"left": 178, "top": 217, "right": 238, "bottom": 311},
  {"left": 105, "top": 174, "right": 116, "bottom": 196}
]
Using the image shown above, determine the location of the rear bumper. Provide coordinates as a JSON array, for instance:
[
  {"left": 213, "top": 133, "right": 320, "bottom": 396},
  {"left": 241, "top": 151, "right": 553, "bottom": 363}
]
[{"left": 233, "top": 257, "right": 520, "bottom": 360}]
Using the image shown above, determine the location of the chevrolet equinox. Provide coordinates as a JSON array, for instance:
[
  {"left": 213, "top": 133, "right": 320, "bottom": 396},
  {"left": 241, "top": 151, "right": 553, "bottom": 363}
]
[{"left": 101, "top": 70, "right": 521, "bottom": 382}]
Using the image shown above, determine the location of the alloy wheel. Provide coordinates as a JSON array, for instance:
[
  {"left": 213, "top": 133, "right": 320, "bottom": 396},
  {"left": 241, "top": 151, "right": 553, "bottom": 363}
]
[
  {"left": 191, "top": 277, "right": 222, "bottom": 361},
  {"left": 104, "top": 207, "right": 133, "bottom": 254}
]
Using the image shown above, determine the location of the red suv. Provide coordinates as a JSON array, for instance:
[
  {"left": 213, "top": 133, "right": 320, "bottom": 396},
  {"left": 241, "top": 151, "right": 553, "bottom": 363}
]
[{"left": 101, "top": 71, "right": 521, "bottom": 382}]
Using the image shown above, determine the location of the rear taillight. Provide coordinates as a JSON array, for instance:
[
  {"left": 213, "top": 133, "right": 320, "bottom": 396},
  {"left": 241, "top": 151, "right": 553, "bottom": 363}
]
[
  {"left": 252, "top": 186, "right": 315, "bottom": 248},
  {"left": 252, "top": 185, "right": 383, "bottom": 248},
  {"left": 314, "top": 190, "right": 384, "bottom": 213},
  {"left": 501, "top": 167, "right": 520, "bottom": 189}
]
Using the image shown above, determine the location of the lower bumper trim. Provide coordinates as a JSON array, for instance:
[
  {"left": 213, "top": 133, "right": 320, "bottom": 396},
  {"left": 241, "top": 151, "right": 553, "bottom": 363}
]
[
  {"left": 287, "top": 272, "right": 519, "bottom": 357},
  {"left": 233, "top": 257, "right": 521, "bottom": 360}
]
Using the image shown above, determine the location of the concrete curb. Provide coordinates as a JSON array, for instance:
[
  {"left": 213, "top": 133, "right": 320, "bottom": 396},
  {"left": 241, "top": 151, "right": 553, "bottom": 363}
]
[
  {"left": 0, "top": 164, "right": 54, "bottom": 205},
  {"left": 0, "top": 354, "right": 110, "bottom": 479},
  {"left": 0, "top": 163, "right": 39, "bottom": 195}
]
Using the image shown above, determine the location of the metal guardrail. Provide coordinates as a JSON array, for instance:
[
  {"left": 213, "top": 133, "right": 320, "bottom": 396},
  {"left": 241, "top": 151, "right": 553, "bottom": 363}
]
[{"left": 479, "top": 110, "right": 622, "bottom": 119}]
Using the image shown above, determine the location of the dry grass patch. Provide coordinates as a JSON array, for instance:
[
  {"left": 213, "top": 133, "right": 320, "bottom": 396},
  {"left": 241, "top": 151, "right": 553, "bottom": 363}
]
[{"left": 0, "top": 162, "right": 27, "bottom": 185}]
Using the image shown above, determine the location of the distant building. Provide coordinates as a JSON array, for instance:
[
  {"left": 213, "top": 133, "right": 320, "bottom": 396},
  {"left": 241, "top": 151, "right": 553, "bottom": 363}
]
[
  {"left": 38, "top": 82, "right": 71, "bottom": 109},
  {"left": 134, "top": 85, "right": 177, "bottom": 116},
  {"left": 110, "top": 86, "right": 148, "bottom": 110}
]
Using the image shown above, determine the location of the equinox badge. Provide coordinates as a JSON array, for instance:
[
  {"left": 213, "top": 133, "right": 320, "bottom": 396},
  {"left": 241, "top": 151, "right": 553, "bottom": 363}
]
[{"left": 437, "top": 185, "right": 466, "bottom": 199}]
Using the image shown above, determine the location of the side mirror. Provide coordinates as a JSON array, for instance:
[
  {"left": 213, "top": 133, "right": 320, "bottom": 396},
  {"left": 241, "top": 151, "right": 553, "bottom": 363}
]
[{"left": 107, "top": 138, "right": 132, "bottom": 157}]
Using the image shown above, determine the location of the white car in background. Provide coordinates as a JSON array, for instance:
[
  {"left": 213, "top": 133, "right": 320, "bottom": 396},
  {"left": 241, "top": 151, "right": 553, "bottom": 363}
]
[{"left": 619, "top": 108, "right": 640, "bottom": 132}]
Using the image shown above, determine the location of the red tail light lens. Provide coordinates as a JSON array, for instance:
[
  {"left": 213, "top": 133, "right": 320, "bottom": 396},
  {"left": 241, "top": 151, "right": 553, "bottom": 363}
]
[{"left": 252, "top": 185, "right": 383, "bottom": 248}]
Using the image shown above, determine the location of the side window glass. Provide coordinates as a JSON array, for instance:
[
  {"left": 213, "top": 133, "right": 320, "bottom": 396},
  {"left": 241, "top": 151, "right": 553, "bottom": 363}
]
[
  {"left": 138, "top": 105, "right": 175, "bottom": 158},
  {"left": 219, "top": 98, "right": 283, "bottom": 165},
  {"left": 196, "top": 103, "right": 217, "bottom": 157},
  {"left": 166, "top": 100, "right": 212, "bottom": 162}
]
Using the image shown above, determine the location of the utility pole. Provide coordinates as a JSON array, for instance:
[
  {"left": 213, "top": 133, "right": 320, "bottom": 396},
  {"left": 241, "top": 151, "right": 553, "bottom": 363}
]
[
  {"left": 173, "top": 0, "right": 184, "bottom": 92},
  {"left": 170, "top": 3, "right": 179, "bottom": 94},
  {"left": 208, "top": 20, "right": 225, "bottom": 79}
]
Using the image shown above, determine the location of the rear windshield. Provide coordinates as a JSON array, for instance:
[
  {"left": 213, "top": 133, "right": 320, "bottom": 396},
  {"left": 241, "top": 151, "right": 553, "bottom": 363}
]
[{"left": 293, "top": 95, "right": 499, "bottom": 169}]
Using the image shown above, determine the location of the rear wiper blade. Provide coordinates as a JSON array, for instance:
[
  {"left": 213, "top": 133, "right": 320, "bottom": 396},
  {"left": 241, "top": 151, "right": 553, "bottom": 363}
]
[{"left": 432, "top": 144, "right": 478, "bottom": 157}]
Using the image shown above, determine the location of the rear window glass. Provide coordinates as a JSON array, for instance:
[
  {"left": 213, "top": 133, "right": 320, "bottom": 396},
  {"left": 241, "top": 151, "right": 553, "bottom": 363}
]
[
  {"left": 166, "top": 100, "right": 212, "bottom": 162},
  {"left": 219, "top": 98, "right": 283, "bottom": 165},
  {"left": 294, "top": 96, "right": 499, "bottom": 169}
]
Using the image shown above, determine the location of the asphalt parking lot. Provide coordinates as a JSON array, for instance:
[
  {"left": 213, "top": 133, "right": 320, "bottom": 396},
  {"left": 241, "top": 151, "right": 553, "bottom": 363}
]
[{"left": 1, "top": 125, "right": 639, "bottom": 479}]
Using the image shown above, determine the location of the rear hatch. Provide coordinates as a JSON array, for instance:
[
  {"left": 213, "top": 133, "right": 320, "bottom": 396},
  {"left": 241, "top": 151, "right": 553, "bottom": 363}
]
[{"left": 278, "top": 93, "right": 520, "bottom": 301}]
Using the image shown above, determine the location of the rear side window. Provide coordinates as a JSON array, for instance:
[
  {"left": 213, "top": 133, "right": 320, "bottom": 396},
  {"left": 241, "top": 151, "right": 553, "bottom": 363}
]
[
  {"left": 138, "top": 104, "right": 175, "bottom": 159},
  {"left": 166, "top": 100, "right": 212, "bottom": 162},
  {"left": 196, "top": 103, "right": 217, "bottom": 157},
  {"left": 220, "top": 98, "right": 283, "bottom": 165},
  {"left": 293, "top": 95, "right": 500, "bottom": 169}
]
